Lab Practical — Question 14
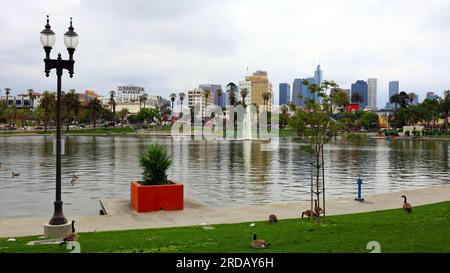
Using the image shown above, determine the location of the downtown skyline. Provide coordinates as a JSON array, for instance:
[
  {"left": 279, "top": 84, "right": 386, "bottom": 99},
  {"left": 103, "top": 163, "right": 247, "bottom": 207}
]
[{"left": 1, "top": 0, "right": 450, "bottom": 108}]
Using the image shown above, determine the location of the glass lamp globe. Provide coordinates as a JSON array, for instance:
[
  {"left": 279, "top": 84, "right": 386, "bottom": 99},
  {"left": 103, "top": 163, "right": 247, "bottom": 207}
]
[
  {"left": 64, "top": 18, "right": 79, "bottom": 49},
  {"left": 40, "top": 16, "right": 56, "bottom": 48}
]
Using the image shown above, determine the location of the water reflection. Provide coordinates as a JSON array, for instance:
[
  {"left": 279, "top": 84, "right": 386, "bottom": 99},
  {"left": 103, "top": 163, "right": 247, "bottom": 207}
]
[{"left": 0, "top": 136, "right": 448, "bottom": 219}]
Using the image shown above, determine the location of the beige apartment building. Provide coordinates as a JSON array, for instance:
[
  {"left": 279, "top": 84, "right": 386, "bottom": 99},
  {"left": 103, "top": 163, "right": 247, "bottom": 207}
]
[{"left": 244, "top": 70, "right": 273, "bottom": 111}]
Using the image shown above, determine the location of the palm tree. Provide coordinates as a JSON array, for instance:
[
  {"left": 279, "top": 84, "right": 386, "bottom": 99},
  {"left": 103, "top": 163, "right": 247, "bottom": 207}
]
[
  {"left": 39, "top": 91, "right": 55, "bottom": 132},
  {"left": 227, "top": 82, "right": 238, "bottom": 106},
  {"left": 441, "top": 90, "right": 450, "bottom": 132},
  {"left": 170, "top": 93, "right": 177, "bottom": 110},
  {"left": 88, "top": 98, "right": 102, "bottom": 129},
  {"left": 63, "top": 89, "right": 80, "bottom": 131},
  {"left": 203, "top": 89, "right": 211, "bottom": 124},
  {"left": 351, "top": 92, "right": 363, "bottom": 106},
  {"left": 262, "top": 91, "right": 271, "bottom": 110},
  {"left": 5, "top": 88, "right": 11, "bottom": 107},
  {"left": 178, "top": 92, "right": 186, "bottom": 117},
  {"left": 389, "top": 94, "right": 402, "bottom": 110},
  {"left": 27, "top": 89, "right": 35, "bottom": 124},
  {"left": 109, "top": 91, "right": 116, "bottom": 123},
  {"left": 139, "top": 95, "right": 145, "bottom": 110},
  {"left": 240, "top": 88, "right": 249, "bottom": 108},
  {"left": 118, "top": 108, "right": 130, "bottom": 126}
]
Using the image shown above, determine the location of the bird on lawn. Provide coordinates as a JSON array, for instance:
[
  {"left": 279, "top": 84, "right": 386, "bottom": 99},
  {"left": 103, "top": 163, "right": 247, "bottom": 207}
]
[
  {"left": 251, "top": 234, "right": 270, "bottom": 249},
  {"left": 11, "top": 172, "right": 20, "bottom": 178},
  {"left": 269, "top": 214, "right": 278, "bottom": 224},
  {"left": 60, "top": 220, "right": 78, "bottom": 245},
  {"left": 401, "top": 195, "right": 412, "bottom": 213},
  {"left": 314, "top": 200, "right": 324, "bottom": 216},
  {"left": 301, "top": 209, "right": 317, "bottom": 219}
]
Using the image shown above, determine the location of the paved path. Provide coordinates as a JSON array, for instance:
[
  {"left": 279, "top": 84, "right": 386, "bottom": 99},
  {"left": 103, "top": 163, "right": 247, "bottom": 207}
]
[{"left": 1, "top": 185, "right": 449, "bottom": 238}]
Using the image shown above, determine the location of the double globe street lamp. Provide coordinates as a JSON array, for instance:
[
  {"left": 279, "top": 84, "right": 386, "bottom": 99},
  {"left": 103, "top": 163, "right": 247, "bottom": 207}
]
[{"left": 40, "top": 15, "right": 79, "bottom": 227}]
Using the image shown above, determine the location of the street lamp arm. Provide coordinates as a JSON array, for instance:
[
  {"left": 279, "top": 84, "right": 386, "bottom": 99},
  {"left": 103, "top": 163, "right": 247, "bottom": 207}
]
[{"left": 44, "top": 52, "right": 75, "bottom": 78}]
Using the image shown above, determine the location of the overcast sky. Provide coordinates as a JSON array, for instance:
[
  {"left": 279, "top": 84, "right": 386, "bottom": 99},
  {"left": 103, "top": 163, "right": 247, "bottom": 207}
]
[{"left": 1, "top": 0, "right": 449, "bottom": 107}]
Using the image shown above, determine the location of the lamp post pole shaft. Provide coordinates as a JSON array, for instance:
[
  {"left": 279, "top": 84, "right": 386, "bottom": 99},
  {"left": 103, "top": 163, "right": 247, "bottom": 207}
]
[{"left": 49, "top": 69, "right": 67, "bottom": 225}]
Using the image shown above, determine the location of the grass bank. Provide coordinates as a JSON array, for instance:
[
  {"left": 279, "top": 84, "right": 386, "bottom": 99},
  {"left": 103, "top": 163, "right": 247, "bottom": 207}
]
[{"left": 1, "top": 201, "right": 449, "bottom": 253}]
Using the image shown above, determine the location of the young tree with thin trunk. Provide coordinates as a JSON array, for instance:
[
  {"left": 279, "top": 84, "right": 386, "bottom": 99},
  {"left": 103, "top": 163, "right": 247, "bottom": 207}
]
[{"left": 289, "top": 80, "right": 339, "bottom": 224}]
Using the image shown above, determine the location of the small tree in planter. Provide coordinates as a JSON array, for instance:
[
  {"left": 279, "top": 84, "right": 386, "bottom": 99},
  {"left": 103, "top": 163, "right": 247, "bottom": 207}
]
[
  {"left": 131, "top": 143, "right": 184, "bottom": 212},
  {"left": 140, "top": 143, "right": 172, "bottom": 185}
]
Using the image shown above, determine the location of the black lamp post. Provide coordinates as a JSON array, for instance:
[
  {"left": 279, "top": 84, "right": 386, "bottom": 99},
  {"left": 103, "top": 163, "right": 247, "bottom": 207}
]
[{"left": 40, "top": 15, "right": 79, "bottom": 225}]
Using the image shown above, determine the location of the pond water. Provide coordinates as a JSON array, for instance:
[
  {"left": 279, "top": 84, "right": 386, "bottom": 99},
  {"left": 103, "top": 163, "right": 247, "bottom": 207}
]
[{"left": 0, "top": 135, "right": 449, "bottom": 219}]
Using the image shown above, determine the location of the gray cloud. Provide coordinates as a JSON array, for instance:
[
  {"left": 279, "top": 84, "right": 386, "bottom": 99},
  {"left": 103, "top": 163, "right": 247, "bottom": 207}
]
[{"left": 0, "top": 0, "right": 449, "bottom": 107}]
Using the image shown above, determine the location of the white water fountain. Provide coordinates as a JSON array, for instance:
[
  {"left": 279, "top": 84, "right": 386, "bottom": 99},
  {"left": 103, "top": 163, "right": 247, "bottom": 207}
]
[{"left": 243, "top": 105, "right": 253, "bottom": 140}]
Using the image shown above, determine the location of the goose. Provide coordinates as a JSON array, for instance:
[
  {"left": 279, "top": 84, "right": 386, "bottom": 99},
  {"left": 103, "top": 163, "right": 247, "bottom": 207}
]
[
  {"left": 70, "top": 173, "right": 79, "bottom": 186},
  {"left": 40, "top": 162, "right": 50, "bottom": 167},
  {"left": 60, "top": 220, "right": 78, "bottom": 245},
  {"left": 301, "top": 209, "right": 317, "bottom": 219},
  {"left": 11, "top": 172, "right": 20, "bottom": 178},
  {"left": 314, "top": 200, "right": 324, "bottom": 216},
  {"left": 402, "top": 195, "right": 412, "bottom": 213},
  {"left": 269, "top": 214, "right": 278, "bottom": 224},
  {"left": 251, "top": 234, "right": 270, "bottom": 249}
]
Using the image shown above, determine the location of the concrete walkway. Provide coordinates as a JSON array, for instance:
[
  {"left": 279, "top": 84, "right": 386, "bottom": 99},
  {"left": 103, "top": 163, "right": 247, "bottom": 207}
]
[{"left": 1, "top": 185, "right": 449, "bottom": 238}]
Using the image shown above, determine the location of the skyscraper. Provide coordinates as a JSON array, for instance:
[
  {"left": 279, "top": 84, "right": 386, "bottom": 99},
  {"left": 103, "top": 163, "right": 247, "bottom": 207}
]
[
  {"left": 351, "top": 80, "right": 368, "bottom": 110},
  {"left": 314, "top": 65, "right": 323, "bottom": 86},
  {"left": 245, "top": 70, "right": 273, "bottom": 110},
  {"left": 367, "top": 78, "right": 377, "bottom": 110},
  {"left": 279, "top": 83, "right": 291, "bottom": 105},
  {"left": 292, "top": 65, "right": 323, "bottom": 107},
  {"left": 389, "top": 81, "right": 399, "bottom": 99},
  {"left": 292, "top": 79, "right": 303, "bottom": 106}
]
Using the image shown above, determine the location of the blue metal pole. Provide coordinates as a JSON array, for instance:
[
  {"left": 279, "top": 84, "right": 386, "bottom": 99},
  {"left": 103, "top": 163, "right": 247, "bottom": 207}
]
[{"left": 355, "top": 177, "right": 364, "bottom": 202}]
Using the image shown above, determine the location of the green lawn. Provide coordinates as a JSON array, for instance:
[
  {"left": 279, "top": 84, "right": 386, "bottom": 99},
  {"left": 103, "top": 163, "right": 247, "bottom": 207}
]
[
  {"left": 64, "top": 127, "right": 136, "bottom": 135},
  {"left": 1, "top": 201, "right": 449, "bottom": 253}
]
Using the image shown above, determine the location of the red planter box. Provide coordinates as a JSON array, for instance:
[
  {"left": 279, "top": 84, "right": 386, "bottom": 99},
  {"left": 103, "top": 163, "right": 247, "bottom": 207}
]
[{"left": 131, "top": 181, "right": 184, "bottom": 212}]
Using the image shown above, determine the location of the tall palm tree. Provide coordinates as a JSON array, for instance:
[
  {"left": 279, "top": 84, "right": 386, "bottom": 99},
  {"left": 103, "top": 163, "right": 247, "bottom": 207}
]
[
  {"left": 178, "top": 92, "right": 186, "bottom": 116},
  {"left": 27, "top": 89, "right": 35, "bottom": 124},
  {"left": 203, "top": 90, "right": 211, "bottom": 124},
  {"left": 88, "top": 97, "right": 102, "bottom": 129},
  {"left": 39, "top": 91, "right": 55, "bottom": 132},
  {"left": 109, "top": 90, "right": 116, "bottom": 123},
  {"left": 262, "top": 91, "right": 271, "bottom": 110},
  {"left": 5, "top": 88, "right": 11, "bottom": 107},
  {"left": 227, "top": 82, "right": 238, "bottom": 106},
  {"left": 170, "top": 93, "right": 177, "bottom": 110},
  {"left": 240, "top": 88, "right": 249, "bottom": 108},
  {"left": 351, "top": 92, "right": 364, "bottom": 106},
  {"left": 441, "top": 90, "right": 450, "bottom": 132},
  {"left": 390, "top": 94, "right": 402, "bottom": 110}
]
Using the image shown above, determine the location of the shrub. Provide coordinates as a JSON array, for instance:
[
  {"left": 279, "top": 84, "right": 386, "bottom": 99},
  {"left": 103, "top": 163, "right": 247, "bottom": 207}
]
[
  {"left": 139, "top": 143, "right": 172, "bottom": 185},
  {"left": 342, "top": 132, "right": 368, "bottom": 141}
]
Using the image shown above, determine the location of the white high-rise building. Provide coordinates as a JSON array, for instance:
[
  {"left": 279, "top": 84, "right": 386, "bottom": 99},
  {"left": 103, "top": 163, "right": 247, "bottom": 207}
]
[
  {"left": 188, "top": 88, "right": 215, "bottom": 118},
  {"left": 116, "top": 85, "right": 146, "bottom": 103},
  {"left": 368, "top": 78, "right": 377, "bottom": 110},
  {"left": 238, "top": 80, "right": 252, "bottom": 106}
]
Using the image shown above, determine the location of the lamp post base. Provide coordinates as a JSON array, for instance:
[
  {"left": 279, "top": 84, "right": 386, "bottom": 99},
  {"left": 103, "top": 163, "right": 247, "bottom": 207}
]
[
  {"left": 355, "top": 198, "right": 365, "bottom": 202},
  {"left": 44, "top": 222, "right": 72, "bottom": 239},
  {"left": 49, "top": 200, "right": 67, "bottom": 225}
]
